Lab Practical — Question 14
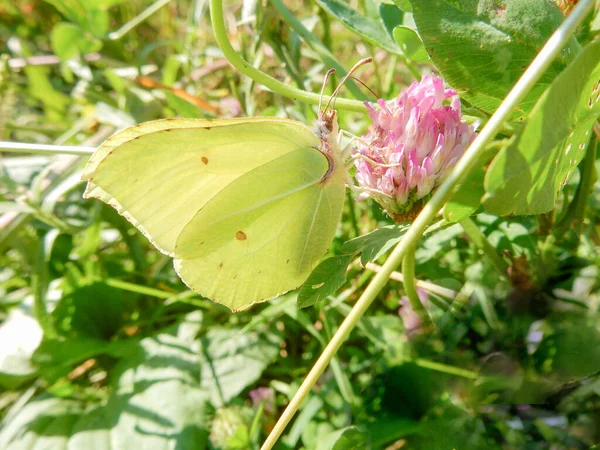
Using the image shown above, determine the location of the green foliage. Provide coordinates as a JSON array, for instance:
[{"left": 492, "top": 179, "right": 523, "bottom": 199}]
[
  {"left": 484, "top": 40, "right": 600, "bottom": 215},
  {"left": 409, "top": 0, "right": 577, "bottom": 120},
  {"left": 1, "top": 0, "right": 599, "bottom": 449},
  {"left": 315, "top": 0, "right": 402, "bottom": 54}
]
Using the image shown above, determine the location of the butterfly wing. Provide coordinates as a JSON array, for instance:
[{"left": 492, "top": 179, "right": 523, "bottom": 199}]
[
  {"left": 174, "top": 145, "right": 346, "bottom": 311},
  {"left": 82, "top": 118, "right": 321, "bottom": 255}
]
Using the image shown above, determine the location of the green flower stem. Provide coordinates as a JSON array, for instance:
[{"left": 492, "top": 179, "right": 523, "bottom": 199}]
[
  {"left": 210, "top": 0, "right": 366, "bottom": 112},
  {"left": 399, "top": 54, "right": 421, "bottom": 81},
  {"left": 401, "top": 244, "right": 431, "bottom": 324},
  {"left": 0, "top": 141, "right": 95, "bottom": 155},
  {"left": 459, "top": 216, "right": 509, "bottom": 276},
  {"left": 366, "top": 261, "right": 458, "bottom": 300},
  {"left": 260, "top": 1, "right": 595, "bottom": 448},
  {"left": 413, "top": 358, "right": 478, "bottom": 380},
  {"left": 270, "top": 0, "right": 367, "bottom": 101}
]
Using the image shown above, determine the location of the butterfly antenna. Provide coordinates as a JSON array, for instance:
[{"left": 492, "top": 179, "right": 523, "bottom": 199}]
[
  {"left": 324, "top": 57, "right": 373, "bottom": 112},
  {"left": 348, "top": 76, "right": 379, "bottom": 100},
  {"left": 319, "top": 68, "right": 337, "bottom": 112}
]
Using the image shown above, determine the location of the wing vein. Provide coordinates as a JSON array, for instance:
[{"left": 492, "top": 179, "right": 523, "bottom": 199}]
[{"left": 297, "top": 188, "right": 324, "bottom": 273}]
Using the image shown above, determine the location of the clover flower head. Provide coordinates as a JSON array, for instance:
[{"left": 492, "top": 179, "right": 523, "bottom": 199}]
[{"left": 354, "top": 74, "right": 478, "bottom": 221}]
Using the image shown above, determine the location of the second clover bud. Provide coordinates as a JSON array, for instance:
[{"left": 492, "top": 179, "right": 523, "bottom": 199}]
[{"left": 354, "top": 74, "right": 478, "bottom": 222}]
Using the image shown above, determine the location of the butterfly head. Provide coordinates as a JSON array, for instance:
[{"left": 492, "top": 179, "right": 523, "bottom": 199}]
[
  {"left": 315, "top": 58, "right": 372, "bottom": 141},
  {"left": 314, "top": 108, "right": 338, "bottom": 141}
]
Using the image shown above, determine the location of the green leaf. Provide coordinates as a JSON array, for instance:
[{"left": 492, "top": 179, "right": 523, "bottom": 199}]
[
  {"left": 33, "top": 337, "right": 115, "bottom": 368},
  {"left": 165, "top": 91, "right": 202, "bottom": 118},
  {"left": 342, "top": 224, "right": 409, "bottom": 265},
  {"left": 199, "top": 327, "right": 280, "bottom": 406},
  {"left": 45, "top": 1, "right": 110, "bottom": 36},
  {"left": 297, "top": 254, "right": 354, "bottom": 308},
  {"left": 51, "top": 23, "right": 83, "bottom": 60},
  {"left": 379, "top": 3, "right": 403, "bottom": 38},
  {"left": 484, "top": 41, "right": 600, "bottom": 216},
  {"left": 393, "top": 0, "right": 412, "bottom": 12},
  {"left": 410, "top": 0, "right": 577, "bottom": 120},
  {"left": 533, "top": 314, "right": 600, "bottom": 381},
  {"left": 53, "top": 279, "right": 133, "bottom": 340},
  {"left": 443, "top": 145, "right": 496, "bottom": 222},
  {"left": 297, "top": 225, "right": 408, "bottom": 308},
  {"left": 51, "top": 23, "right": 103, "bottom": 60},
  {"left": 0, "top": 325, "right": 210, "bottom": 449},
  {"left": 415, "top": 224, "right": 462, "bottom": 264},
  {"left": 392, "top": 26, "right": 429, "bottom": 62},
  {"left": 315, "top": 0, "right": 402, "bottom": 54},
  {"left": 316, "top": 426, "right": 367, "bottom": 450},
  {"left": 24, "top": 65, "right": 69, "bottom": 117}
]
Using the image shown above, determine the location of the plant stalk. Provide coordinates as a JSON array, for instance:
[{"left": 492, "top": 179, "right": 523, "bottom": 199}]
[
  {"left": 0, "top": 141, "right": 95, "bottom": 155},
  {"left": 401, "top": 244, "right": 431, "bottom": 324},
  {"left": 210, "top": 0, "right": 366, "bottom": 112},
  {"left": 460, "top": 216, "right": 509, "bottom": 276}
]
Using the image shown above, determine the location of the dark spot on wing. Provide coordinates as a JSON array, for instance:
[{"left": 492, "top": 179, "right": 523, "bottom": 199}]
[
  {"left": 201, "top": 156, "right": 209, "bottom": 165},
  {"left": 286, "top": 259, "right": 290, "bottom": 264},
  {"left": 218, "top": 262, "right": 223, "bottom": 269},
  {"left": 233, "top": 274, "right": 237, "bottom": 279},
  {"left": 236, "top": 231, "right": 247, "bottom": 240}
]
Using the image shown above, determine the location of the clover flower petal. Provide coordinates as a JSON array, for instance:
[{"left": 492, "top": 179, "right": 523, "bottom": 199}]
[{"left": 354, "top": 74, "right": 478, "bottom": 221}]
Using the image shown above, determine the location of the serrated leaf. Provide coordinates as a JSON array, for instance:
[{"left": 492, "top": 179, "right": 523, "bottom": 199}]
[
  {"left": 342, "top": 224, "right": 409, "bottom": 266},
  {"left": 484, "top": 41, "right": 600, "bottom": 216},
  {"left": 298, "top": 254, "right": 355, "bottom": 308},
  {"left": 199, "top": 327, "right": 280, "bottom": 406},
  {"left": 315, "top": 0, "right": 402, "bottom": 54},
  {"left": 410, "top": 0, "right": 577, "bottom": 120}
]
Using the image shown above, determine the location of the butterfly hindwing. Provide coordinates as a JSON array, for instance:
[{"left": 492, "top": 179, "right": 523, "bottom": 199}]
[{"left": 173, "top": 147, "right": 346, "bottom": 311}]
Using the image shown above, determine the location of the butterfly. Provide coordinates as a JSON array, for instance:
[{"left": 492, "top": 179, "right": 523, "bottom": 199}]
[{"left": 81, "top": 60, "right": 369, "bottom": 311}]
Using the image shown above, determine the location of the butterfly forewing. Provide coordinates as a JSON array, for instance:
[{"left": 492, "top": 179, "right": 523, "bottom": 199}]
[{"left": 82, "top": 118, "right": 321, "bottom": 255}]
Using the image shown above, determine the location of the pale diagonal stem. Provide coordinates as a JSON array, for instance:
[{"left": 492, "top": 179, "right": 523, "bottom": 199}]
[
  {"left": 260, "top": 1, "right": 596, "bottom": 448},
  {"left": 108, "top": 0, "right": 173, "bottom": 40},
  {"left": 0, "top": 141, "right": 95, "bottom": 155}
]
